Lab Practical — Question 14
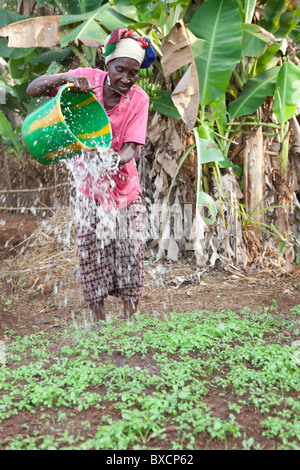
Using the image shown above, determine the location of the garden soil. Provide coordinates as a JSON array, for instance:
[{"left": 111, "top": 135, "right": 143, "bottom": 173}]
[{"left": 0, "top": 212, "right": 299, "bottom": 451}]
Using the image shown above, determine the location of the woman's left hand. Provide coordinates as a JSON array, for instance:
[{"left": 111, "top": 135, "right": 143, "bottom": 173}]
[
  {"left": 118, "top": 142, "right": 138, "bottom": 165},
  {"left": 81, "top": 143, "right": 138, "bottom": 167}
]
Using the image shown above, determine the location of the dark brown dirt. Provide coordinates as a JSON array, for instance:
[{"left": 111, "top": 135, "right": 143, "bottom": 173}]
[{"left": 0, "top": 212, "right": 38, "bottom": 262}]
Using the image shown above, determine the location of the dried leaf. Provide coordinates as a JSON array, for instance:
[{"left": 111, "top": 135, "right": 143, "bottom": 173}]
[
  {"left": 0, "top": 16, "right": 60, "bottom": 48},
  {"left": 167, "top": 236, "right": 179, "bottom": 261},
  {"left": 154, "top": 170, "right": 169, "bottom": 199},
  {"left": 161, "top": 20, "right": 198, "bottom": 78},
  {"left": 156, "top": 151, "right": 178, "bottom": 178},
  {"left": 189, "top": 208, "right": 207, "bottom": 267},
  {"left": 165, "top": 119, "right": 185, "bottom": 152},
  {"left": 255, "top": 25, "right": 282, "bottom": 44},
  {"left": 148, "top": 113, "right": 167, "bottom": 144},
  {"left": 171, "top": 61, "right": 199, "bottom": 131},
  {"left": 161, "top": 20, "right": 199, "bottom": 130},
  {"left": 172, "top": 200, "right": 183, "bottom": 240}
]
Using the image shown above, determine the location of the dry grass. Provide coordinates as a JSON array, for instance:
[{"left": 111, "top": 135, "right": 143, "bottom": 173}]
[{"left": 1, "top": 207, "right": 78, "bottom": 282}]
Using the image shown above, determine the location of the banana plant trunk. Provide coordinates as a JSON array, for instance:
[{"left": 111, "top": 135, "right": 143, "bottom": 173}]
[
  {"left": 243, "top": 126, "right": 265, "bottom": 238},
  {"left": 17, "top": 0, "right": 36, "bottom": 16},
  {"left": 273, "top": 164, "right": 295, "bottom": 249}
]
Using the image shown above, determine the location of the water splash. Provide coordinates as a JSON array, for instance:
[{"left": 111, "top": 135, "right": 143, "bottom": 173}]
[{"left": 66, "top": 145, "right": 119, "bottom": 202}]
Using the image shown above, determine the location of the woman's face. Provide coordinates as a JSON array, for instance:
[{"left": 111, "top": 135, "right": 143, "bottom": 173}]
[{"left": 107, "top": 57, "right": 140, "bottom": 94}]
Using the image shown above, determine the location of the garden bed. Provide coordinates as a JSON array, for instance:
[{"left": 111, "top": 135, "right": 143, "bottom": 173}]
[{"left": 0, "top": 211, "right": 299, "bottom": 451}]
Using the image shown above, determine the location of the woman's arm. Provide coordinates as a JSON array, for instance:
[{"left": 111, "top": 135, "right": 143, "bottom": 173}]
[
  {"left": 26, "top": 73, "right": 92, "bottom": 97},
  {"left": 118, "top": 142, "right": 139, "bottom": 165}
]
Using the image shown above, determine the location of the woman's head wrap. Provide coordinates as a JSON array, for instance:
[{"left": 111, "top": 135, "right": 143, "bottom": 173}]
[{"left": 103, "top": 28, "right": 156, "bottom": 69}]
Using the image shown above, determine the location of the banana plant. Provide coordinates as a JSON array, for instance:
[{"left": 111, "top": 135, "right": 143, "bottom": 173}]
[
  {"left": 163, "top": 0, "right": 275, "bottom": 223},
  {"left": 189, "top": 0, "right": 243, "bottom": 108},
  {"left": 161, "top": 0, "right": 300, "bottom": 229},
  {"left": 186, "top": 0, "right": 243, "bottom": 223},
  {"left": 193, "top": 123, "right": 225, "bottom": 225}
]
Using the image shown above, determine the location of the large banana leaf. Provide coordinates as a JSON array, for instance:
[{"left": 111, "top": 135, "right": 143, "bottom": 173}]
[
  {"left": 78, "top": 0, "right": 106, "bottom": 13},
  {"left": 59, "top": 8, "right": 102, "bottom": 26},
  {"left": 273, "top": 60, "right": 300, "bottom": 125},
  {"left": 112, "top": 0, "right": 153, "bottom": 23},
  {"left": 60, "top": 4, "right": 134, "bottom": 47},
  {"left": 60, "top": 18, "right": 107, "bottom": 48},
  {"left": 228, "top": 66, "right": 280, "bottom": 119},
  {"left": 188, "top": 0, "right": 242, "bottom": 107},
  {"left": 151, "top": 90, "right": 181, "bottom": 119},
  {"left": 92, "top": 4, "right": 136, "bottom": 30}
]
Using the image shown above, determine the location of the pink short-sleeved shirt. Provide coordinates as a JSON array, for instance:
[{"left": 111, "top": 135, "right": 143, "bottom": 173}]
[{"left": 55, "top": 68, "right": 149, "bottom": 209}]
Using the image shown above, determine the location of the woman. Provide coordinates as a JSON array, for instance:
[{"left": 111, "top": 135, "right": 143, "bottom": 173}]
[{"left": 27, "top": 29, "right": 155, "bottom": 322}]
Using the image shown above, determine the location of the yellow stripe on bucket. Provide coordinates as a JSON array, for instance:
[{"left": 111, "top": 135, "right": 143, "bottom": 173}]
[
  {"left": 69, "top": 96, "right": 96, "bottom": 110},
  {"left": 44, "top": 141, "right": 86, "bottom": 160},
  {"left": 75, "top": 123, "right": 112, "bottom": 140},
  {"left": 27, "top": 103, "right": 63, "bottom": 134}
]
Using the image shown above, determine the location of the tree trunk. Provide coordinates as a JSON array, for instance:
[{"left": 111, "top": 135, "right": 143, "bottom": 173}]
[
  {"left": 17, "top": 0, "right": 36, "bottom": 17},
  {"left": 273, "top": 164, "right": 295, "bottom": 239},
  {"left": 243, "top": 126, "right": 265, "bottom": 237}
]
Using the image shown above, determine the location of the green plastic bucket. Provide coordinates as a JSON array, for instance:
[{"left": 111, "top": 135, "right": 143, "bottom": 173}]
[{"left": 22, "top": 83, "right": 112, "bottom": 165}]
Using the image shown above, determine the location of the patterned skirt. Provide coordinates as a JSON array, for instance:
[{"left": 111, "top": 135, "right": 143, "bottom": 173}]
[{"left": 76, "top": 194, "right": 144, "bottom": 304}]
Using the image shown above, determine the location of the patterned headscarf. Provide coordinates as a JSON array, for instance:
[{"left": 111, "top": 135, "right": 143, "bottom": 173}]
[{"left": 103, "top": 28, "right": 156, "bottom": 69}]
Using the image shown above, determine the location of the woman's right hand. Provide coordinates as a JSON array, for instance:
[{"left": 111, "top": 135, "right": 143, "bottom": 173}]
[{"left": 64, "top": 74, "right": 92, "bottom": 94}]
